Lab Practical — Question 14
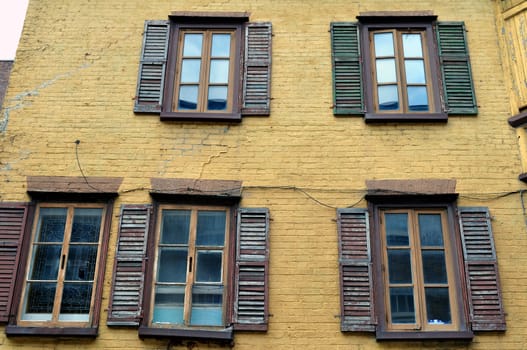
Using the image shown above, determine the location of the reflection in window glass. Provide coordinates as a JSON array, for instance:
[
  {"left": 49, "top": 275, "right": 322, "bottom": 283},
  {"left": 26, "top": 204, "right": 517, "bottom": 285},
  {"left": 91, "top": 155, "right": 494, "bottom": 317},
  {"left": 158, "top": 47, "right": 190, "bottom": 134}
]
[
  {"left": 181, "top": 59, "right": 201, "bottom": 83},
  {"left": 402, "top": 34, "right": 423, "bottom": 58},
  {"left": 378, "top": 85, "right": 399, "bottom": 110},
  {"left": 178, "top": 86, "right": 199, "bottom": 110},
  {"left": 407, "top": 86, "right": 429, "bottom": 111},
  {"left": 208, "top": 87, "right": 228, "bottom": 110},
  {"left": 374, "top": 32, "right": 395, "bottom": 57},
  {"left": 211, "top": 34, "right": 231, "bottom": 57},
  {"left": 183, "top": 33, "right": 203, "bottom": 56},
  {"left": 376, "top": 59, "right": 397, "bottom": 84}
]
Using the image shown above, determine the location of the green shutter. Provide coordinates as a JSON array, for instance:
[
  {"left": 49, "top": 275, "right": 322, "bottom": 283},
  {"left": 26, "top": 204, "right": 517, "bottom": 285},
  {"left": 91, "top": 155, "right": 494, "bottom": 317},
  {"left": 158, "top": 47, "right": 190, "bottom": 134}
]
[
  {"left": 242, "top": 23, "right": 272, "bottom": 116},
  {"left": 331, "top": 22, "right": 364, "bottom": 115},
  {"left": 134, "top": 20, "right": 169, "bottom": 113},
  {"left": 337, "top": 208, "right": 375, "bottom": 332},
  {"left": 458, "top": 207, "right": 506, "bottom": 331},
  {"left": 436, "top": 22, "right": 477, "bottom": 115}
]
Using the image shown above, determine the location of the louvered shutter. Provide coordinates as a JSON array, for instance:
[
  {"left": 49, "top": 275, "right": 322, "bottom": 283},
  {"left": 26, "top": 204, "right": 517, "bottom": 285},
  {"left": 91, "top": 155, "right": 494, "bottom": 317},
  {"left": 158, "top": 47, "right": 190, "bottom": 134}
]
[
  {"left": 107, "top": 205, "right": 151, "bottom": 326},
  {"left": 242, "top": 23, "right": 272, "bottom": 116},
  {"left": 0, "top": 204, "right": 28, "bottom": 323},
  {"left": 436, "top": 22, "right": 478, "bottom": 115},
  {"left": 233, "top": 208, "right": 270, "bottom": 331},
  {"left": 337, "top": 208, "right": 375, "bottom": 332},
  {"left": 458, "top": 207, "right": 506, "bottom": 331},
  {"left": 134, "top": 20, "right": 169, "bottom": 113},
  {"left": 331, "top": 23, "right": 364, "bottom": 115}
]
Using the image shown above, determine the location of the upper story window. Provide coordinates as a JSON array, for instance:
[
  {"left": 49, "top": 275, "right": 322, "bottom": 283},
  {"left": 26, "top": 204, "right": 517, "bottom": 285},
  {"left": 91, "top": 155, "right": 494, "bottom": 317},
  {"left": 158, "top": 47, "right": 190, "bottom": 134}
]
[
  {"left": 331, "top": 12, "right": 477, "bottom": 122},
  {"left": 134, "top": 13, "right": 272, "bottom": 122},
  {"left": 174, "top": 30, "right": 236, "bottom": 113}
]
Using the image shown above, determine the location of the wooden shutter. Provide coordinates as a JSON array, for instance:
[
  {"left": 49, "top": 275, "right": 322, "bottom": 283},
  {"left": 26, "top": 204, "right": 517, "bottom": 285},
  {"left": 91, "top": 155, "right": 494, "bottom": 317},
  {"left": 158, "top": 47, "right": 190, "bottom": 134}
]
[
  {"left": 337, "top": 208, "right": 375, "bottom": 332},
  {"left": 233, "top": 208, "right": 270, "bottom": 331},
  {"left": 107, "top": 205, "right": 151, "bottom": 326},
  {"left": 331, "top": 22, "right": 364, "bottom": 115},
  {"left": 458, "top": 207, "right": 506, "bottom": 331},
  {"left": 134, "top": 20, "right": 169, "bottom": 113},
  {"left": 0, "top": 204, "right": 28, "bottom": 323},
  {"left": 242, "top": 23, "right": 272, "bottom": 116},
  {"left": 436, "top": 22, "right": 478, "bottom": 115}
]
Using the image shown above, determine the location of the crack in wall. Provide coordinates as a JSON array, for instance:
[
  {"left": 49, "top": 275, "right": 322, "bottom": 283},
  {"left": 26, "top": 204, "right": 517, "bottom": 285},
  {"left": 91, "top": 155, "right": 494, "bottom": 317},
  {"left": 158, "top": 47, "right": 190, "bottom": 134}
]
[{"left": 0, "top": 63, "right": 91, "bottom": 132}]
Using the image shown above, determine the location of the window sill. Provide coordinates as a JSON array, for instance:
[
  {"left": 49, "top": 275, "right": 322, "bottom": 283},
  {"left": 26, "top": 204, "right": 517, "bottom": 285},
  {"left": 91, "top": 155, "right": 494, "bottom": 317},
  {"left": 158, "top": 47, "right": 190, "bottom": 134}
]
[
  {"left": 375, "top": 330, "right": 473, "bottom": 341},
  {"left": 160, "top": 111, "right": 242, "bottom": 122},
  {"left": 364, "top": 112, "right": 447, "bottom": 123},
  {"left": 5, "top": 325, "right": 98, "bottom": 337},
  {"left": 138, "top": 326, "right": 233, "bottom": 342}
]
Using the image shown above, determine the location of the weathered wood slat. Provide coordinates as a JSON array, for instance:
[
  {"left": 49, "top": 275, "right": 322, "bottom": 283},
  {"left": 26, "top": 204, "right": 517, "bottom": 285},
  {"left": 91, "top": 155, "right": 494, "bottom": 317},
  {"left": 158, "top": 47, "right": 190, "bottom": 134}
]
[
  {"left": 107, "top": 205, "right": 151, "bottom": 326},
  {"left": 233, "top": 208, "right": 270, "bottom": 330},
  {"left": 337, "top": 208, "right": 375, "bottom": 332},
  {"left": 242, "top": 23, "right": 272, "bottom": 116},
  {"left": 459, "top": 207, "right": 506, "bottom": 331},
  {"left": 0, "top": 204, "right": 28, "bottom": 322}
]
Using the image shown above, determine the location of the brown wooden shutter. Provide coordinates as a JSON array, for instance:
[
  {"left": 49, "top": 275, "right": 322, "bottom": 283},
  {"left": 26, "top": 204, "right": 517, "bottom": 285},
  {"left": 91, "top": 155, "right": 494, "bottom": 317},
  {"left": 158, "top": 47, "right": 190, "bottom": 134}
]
[
  {"left": 242, "top": 23, "right": 272, "bottom": 116},
  {"left": 134, "top": 20, "right": 169, "bottom": 113},
  {"left": 107, "top": 205, "right": 151, "bottom": 326},
  {"left": 337, "top": 208, "right": 375, "bottom": 332},
  {"left": 0, "top": 204, "right": 29, "bottom": 323},
  {"left": 233, "top": 208, "right": 270, "bottom": 331},
  {"left": 458, "top": 207, "right": 506, "bottom": 331}
]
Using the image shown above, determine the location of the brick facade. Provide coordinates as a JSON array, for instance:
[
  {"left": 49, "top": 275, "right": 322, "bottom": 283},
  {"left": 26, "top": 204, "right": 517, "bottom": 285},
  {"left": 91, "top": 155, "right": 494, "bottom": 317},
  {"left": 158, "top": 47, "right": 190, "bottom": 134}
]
[{"left": 0, "top": 0, "right": 525, "bottom": 349}]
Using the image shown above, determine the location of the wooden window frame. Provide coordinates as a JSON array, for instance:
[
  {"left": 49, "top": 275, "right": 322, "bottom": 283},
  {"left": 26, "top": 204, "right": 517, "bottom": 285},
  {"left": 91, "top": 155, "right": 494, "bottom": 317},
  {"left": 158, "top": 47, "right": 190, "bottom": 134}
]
[
  {"left": 139, "top": 199, "right": 237, "bottom": 341},
  {"left": 380, "top": 208, "right": 459, "bottom": 332},
  {"left": 368, "top": 199, "right": 472, "bottom": 340},
  {"left": 359, "top": 19, "right": 447, "bottom": 122},
  {"left": 6, "top": 200, "right": 113, "bottom": 337},
  {"left": 161, "top": 18, "right": 244, "bottom": 122}
]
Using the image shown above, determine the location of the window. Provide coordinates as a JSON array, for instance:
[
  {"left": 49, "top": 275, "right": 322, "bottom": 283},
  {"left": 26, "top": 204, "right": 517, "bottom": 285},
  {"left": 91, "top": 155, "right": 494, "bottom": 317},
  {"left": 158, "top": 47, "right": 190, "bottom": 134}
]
[
  {"left": 331, "top": 13, "right": 477, "bottom": 122},
  {"left": 106, "top": 179, "right": 270, "bottom": 341},
  {"left": 380, "top": 209, "right": 459, "bottom": 332},
  {"left": 18, "top": 204, "right": 105, "bottom": 326},
  {"left": 134, "top": 13, "right": 272, "bottom": 121},
  {"left": 151, "top": 205, "right": 230, "bottom": 328},
  {"left": 337, "top": 199, "right": 506, "bottom": 340}
]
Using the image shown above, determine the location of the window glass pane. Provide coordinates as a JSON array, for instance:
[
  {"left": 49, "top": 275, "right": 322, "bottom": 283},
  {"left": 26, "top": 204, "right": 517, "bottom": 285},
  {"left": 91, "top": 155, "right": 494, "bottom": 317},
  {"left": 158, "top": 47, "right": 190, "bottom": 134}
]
[
  {"left": 404, "top": 60, "right": 426, "bottom": 84},
  {"left": 402, "top": 33, "right": 423, "bottom": 58},
  {"left": 180, "top": 59, "right": 201, "bottom": 83},
  {"left": 422, "top": 250, "right": 448, "bottom": 284},
  {"left": 178, "top": 85, "right": 199, "bottom": 110},
  {"left": 59, "top": 282, "right": 92, "bottom": 315},
  {"left": 378, "top": 85, "right": 399, "bottom": 111},
  {"left": 157, "top": 248, "right": 188, "bottom": 282},
  {"left": 211, "top": 34, "right": 231, "bottom": 57},
  {"left": 161, "top": 210, "right": 191, "bottom": 244},
  {"left": 407, "top": 86, "right": 429, "bottom": 111},
  {"left": 190, "top": 285, "right": 224, "bottom": 326},
  {"left": 375, "top": 58, "right": 397, "bottom": 84},
  {"left": 207, "top": 86, "right": 228, "bottom": 111},
  {"left": 153, "top": 285, "right": 185, "bottom": 324},
  {"left": 387, "top": 249, "right": 412, "bottom": 284},
  {"left": 65, "top": 246, "right": 98, "bottom": 281},
  {"left": 196, "top": 251, "right": 223, "bottom": 282},
  {"left": 23, "top": 282, "right": 56, "bottom": 316},
  {"left": 196, "top": 211, "right": 226, "bottom": 246},
  {"left": 71, "top": 208, "right": 102, "bottom": 243},
  {"left": 182, "top": 33, "right": 203, "bottom": 56},
  {"left": 385, "top": 213, "right": 408, "bottom": 246},
  {"left": 374, "top": 32, "right": 395, "bottom": 57},
  {"left": 390, "top": 287, "right": 415, "bottom": 324},
  {"left": 29, "top": 245, "right": 61, "bottom": 280},
  {"left": 36, "top": 208, "right": 67, "bottom": 242},
  {"left": 418, "top": 214, "right": 444, "bottom": 246},
  {"left": 209, "top": 59, "right": 230, "bottom": 84},
  {"left": 425, "top": 287, "right": 452, "bottom": 324}
]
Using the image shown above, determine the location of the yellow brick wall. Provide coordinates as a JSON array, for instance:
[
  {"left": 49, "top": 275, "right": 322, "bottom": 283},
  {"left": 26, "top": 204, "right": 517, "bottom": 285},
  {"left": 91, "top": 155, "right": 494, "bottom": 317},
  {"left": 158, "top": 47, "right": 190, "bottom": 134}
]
[{"left": 0, "top": 0, "right": 525, "bottom": 349}]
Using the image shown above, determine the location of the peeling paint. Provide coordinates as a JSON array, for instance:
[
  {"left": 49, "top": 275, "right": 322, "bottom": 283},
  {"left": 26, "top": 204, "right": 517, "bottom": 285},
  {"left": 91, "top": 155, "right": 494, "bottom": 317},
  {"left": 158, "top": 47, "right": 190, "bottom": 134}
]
[{"left": 0, "top": 64, "right": 90, "bottom": 132}]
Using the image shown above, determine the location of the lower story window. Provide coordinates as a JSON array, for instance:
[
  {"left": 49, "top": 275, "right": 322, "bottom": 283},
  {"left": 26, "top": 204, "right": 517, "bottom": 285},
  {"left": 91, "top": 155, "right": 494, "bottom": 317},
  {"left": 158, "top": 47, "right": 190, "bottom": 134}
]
[
  {"left": 151, "top": 205, "right": 230, "bottom": 328},
  {"left": 380, "top": 208, "right": 459, "bottom": 331},
  {"left": 19, "top": 203, "right": 106, "bottom": 326}
]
